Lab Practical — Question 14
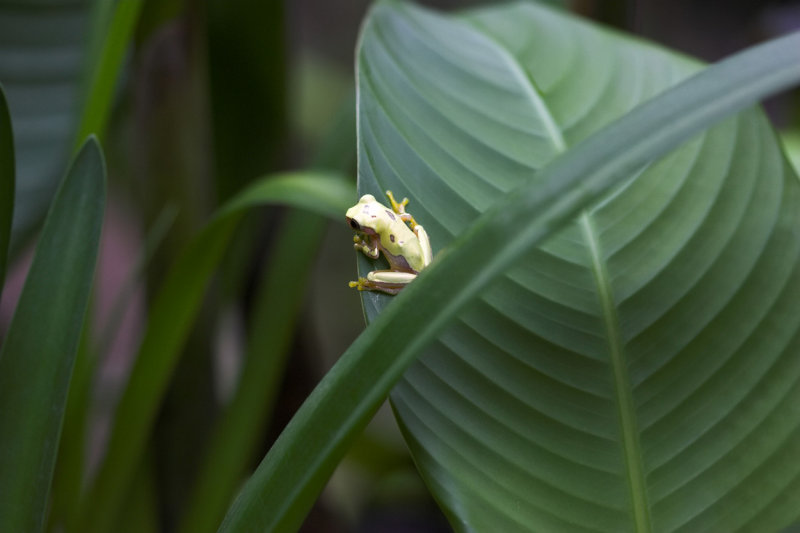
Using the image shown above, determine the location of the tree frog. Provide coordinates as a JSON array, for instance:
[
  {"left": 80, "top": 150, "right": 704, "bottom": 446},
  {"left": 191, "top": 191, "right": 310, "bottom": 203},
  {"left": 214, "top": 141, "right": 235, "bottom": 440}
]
[{"left": 346, "top": 190, "right": 433, "bottom": 295}]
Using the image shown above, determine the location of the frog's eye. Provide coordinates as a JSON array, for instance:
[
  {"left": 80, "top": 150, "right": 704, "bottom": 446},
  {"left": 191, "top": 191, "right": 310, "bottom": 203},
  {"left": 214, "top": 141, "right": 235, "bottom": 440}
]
[{"left": 347, "top": 218, "right": 361, "bottom": 231}]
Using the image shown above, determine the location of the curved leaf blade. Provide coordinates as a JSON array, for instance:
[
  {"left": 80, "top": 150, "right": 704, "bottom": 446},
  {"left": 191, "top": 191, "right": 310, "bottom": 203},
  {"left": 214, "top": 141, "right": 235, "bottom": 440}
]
[
  {"left": 178, "top": 211, "right": 326, "bottom": 533},
  {"left": 74, "top": 0, "right": 144, "bottom": 147},
  {"left": 215, "top": 7, "right": 800, "bottom": 533},
  {"left": 77, "top": 172, "right": 353, "bottom": 533},
  {"left": 357, "top": 3, "right": 800, "bottom": 532},
  {"left": 0, "top": 137, "right": 106, "bottom": 533}
]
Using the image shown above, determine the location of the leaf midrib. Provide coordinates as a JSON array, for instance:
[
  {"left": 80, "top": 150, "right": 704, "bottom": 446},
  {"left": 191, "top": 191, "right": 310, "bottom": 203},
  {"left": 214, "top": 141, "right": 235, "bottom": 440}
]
[
  {"left": 471, "top": 19, "right": 653, "bottom": 531},
  {"left": 581, "top": 213, "right": 652, "bottom": 533}
]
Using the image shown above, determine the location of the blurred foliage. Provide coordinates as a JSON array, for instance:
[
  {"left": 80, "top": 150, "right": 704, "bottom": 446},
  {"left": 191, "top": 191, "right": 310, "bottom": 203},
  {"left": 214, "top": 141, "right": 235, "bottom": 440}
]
[{"left": 0, "top": 0, "right": 798, "bottom": 532}]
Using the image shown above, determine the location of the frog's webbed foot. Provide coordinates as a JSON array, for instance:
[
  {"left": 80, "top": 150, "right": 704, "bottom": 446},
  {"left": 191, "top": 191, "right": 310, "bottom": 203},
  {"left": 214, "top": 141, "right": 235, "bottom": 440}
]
[{"left": 353, "top": 235, "right": 379, "bottom": 259}]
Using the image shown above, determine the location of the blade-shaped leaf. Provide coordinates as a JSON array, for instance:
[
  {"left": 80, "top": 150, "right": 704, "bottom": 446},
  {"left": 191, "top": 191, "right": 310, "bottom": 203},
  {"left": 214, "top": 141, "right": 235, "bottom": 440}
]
[
  {"left": 355, "top": 3, "right": 800, "bottom": 532},
  {"left": 0, "top": 83, "right": 14, "bottom": 298},
  {"left": 74, "top": 0, "right": 144, "bottom": 147},
  {"left": 0, "top": 137, "right": 106, "bottom": 533},
  {"left": 177, "top": 211, "right": 326, "bottom": 533},
  {"left": 216, "top": 9, "right": 800, "bottom": 532}
]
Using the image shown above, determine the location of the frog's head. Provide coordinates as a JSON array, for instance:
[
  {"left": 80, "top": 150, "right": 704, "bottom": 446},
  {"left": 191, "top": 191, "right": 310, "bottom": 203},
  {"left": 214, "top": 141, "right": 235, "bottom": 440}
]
[{"left": 346, "top": 194, "right": 387, "bottom": 235}]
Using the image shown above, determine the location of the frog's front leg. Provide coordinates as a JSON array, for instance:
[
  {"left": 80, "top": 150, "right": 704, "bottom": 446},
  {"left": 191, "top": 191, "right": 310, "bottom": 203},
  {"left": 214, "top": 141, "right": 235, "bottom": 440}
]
[
  {"left": 349, "top": 270, "right": 417, "bottom": 295},
  {"left": 353, "top": 234, "right": 379, "bottom": 259}
]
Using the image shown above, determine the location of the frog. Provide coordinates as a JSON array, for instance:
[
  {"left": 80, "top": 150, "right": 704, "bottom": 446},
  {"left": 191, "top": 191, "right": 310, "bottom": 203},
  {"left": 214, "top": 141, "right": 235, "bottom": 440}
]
[{"left": 346, "top": 190, "right": 433, "bottom": 295}]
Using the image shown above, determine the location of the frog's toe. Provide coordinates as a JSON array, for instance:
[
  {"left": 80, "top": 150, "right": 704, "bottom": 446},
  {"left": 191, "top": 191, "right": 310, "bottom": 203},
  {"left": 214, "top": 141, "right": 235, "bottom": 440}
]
[{"left": 349, "top": 278, "right": 369, "bottom": 291}]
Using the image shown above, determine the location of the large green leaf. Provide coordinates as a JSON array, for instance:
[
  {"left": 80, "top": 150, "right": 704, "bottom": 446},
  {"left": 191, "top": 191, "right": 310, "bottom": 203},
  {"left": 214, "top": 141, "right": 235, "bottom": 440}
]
[
  {"left": 0, "top": 0, "right": 90, "bottom": 252},
  {"left": 217, "top": 11, "right": 800, "bottom": 533},
  {"left": 357, "top": 3, "right": 800, "bottom": 532},
  {"left": 0, "top": 137, "right": 106, "bottom": 533}
]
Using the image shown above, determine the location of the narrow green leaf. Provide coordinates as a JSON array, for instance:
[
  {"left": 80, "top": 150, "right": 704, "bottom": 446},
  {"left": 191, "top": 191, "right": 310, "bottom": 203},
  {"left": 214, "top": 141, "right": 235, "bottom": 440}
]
[
  {"left": 0, "top": 83, "right": 14, "bottom": 299},
  {"left": 47, "top": 326, "right": 92, "bottom": 533},
  {"left": 75, "top": 0, "right": 145, "bottom": 147},
  {"left": 49, "top": 207, "right": 175, "bottom": 533},
  {"left": 77, "top": 172, "right": 353, "bottom": 533},
  {"left": 217, "top": 172, "right": 353, "bottom": 219},
  {"left": 0, "top": 137, "right": 106, "bottom": 533},
  {"left": 178, "top": 212, "right": 327, "bottom": 533},
  {"left": 216, "top": 17, "right": 800, "bottom": 533}
]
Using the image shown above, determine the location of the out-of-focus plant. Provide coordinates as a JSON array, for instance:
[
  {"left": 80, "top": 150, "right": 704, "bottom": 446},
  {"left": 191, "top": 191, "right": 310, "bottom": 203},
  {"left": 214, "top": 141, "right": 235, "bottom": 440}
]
[
  {"left": 0, "top": 118, "right": 106, "bottom": 531},
  {"left": 1, "top": 1, "right": 800, "bottom": 533}
]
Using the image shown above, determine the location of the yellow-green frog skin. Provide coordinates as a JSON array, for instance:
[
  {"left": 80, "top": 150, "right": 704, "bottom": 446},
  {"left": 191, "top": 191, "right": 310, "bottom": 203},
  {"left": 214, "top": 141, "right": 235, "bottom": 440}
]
[{"left": 346, "top": 191, "right": 432, "bottom": 295}]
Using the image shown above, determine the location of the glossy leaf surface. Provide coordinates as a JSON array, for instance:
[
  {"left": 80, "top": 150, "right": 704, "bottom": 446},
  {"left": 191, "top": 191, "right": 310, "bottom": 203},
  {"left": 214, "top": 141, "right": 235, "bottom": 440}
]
[{"left": 357, "top": 3, "right": 800, "bottom": 532}]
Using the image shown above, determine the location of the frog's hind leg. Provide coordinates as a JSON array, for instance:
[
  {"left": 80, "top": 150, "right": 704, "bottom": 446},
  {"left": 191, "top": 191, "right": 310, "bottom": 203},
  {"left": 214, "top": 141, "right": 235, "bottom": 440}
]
[
  {"left": 349, "top": 270, "right": 416, "bottom": 295},
  {"left": 385, "top": 190, "right": 419, "bottom": 229},
  {"left": 413, "top": 225, "right": 433, "bottom": 266}
]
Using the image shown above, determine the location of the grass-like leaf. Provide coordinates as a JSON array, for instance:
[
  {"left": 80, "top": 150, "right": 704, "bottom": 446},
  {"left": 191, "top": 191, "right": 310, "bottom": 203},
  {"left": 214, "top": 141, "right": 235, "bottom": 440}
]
[
  {"left": 177, "top": 211, "right": 327, "bottom": 533},
  {"left": 48, "top": 206, "right": 178, "bottom": 533},
  {"left": 216, "top": 4, "right": 800, "bottom": 531},
  {"left": 76, "top": 172, "right": 353, "bottom": 533},
  {"left": 74, "top": 0, "right": 144, "bottom": 148},
  {"left": 0, "top": 83, "right": 14, "bottom": 299},
  {"left": 0, "top": 137, "right": 106, "bottom": 533}
]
